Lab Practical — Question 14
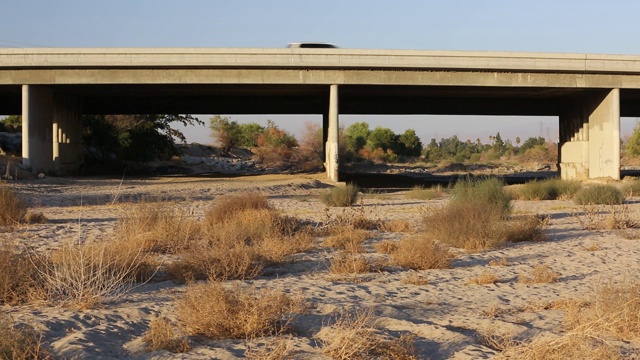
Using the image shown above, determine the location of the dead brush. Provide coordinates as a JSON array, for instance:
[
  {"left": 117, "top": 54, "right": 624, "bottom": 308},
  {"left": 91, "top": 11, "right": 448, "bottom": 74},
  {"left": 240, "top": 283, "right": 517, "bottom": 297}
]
[
  {"left": 205, "top": 191, "right": 271, "bottom": 224},
  {"left": 564, "top": 280, "right": 640, "bottom": 341},
  {"left": 316, "top": 308, "right": 418, "bottom": 360},
  {"left": 329, "top": 251, "right": 375, "bottom": 275},
  {"left": 115, "top": 201, "right": 201, "bottom": 254},
  {"left": 323, "top": 200, "right": 381, "bottom": 232},
  {"left": 423, "top": 201, "right": 506, "bottom": 252},
  {"left": 38, "top": 238, "right": 155, "bottom": 309},
  {"left": 495, "top": 333, "right": 623, "bottom": 360},
  {"left": 518, "top": 264, "right": 560, "bottom": 284},
  {"left": 245, "top": 336, "right": 293, "bottom": 360},
  {"left": 0, "top": 185, "right": 27, "bottom": 226},
  {"left": 0, "top": 241, "right": 46, "bottom": 305},
  {"left": 466, "top": 270, "right": 500, "bottom": 285},
  {"left": 390, "top": 234, "right": 454, "bottom": 270},
  {"left": 378, "top": 219, "right": 414, "bottom": 233},
  {"left": 0, "top": 314, "right": 53, "bottom": 360},
  {"left": 142, "top": 316, "right": 191, "bottom": 353},
  {"left": 176, "top": 282, "right": 305, "bottom": 339},
  {"left": 374, "top": 240, "right": 398, "bottom": 254},
  {"left": 573, "top": 204, "right": 640, "bottom": 230},
  {"left": 323, "top": 228, "right": 372, "bottom": 253},
  {"left": 401, "top": 272, "right": 429, "bottom": 285},
  {"left": 500, "top": 215, "right": 549, "bottom": 243}
]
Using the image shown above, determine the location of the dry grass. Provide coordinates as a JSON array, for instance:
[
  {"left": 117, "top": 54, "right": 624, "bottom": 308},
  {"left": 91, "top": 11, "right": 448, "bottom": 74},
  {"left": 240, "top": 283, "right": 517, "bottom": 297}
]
[
  {"left": 205, "top": 191, "right": 272, "bottom": 224},
  {"left": 0, "top": 314, "right": 53, "bottom": 360},
  {"left": 245, "top": 336, "right": 293, "bottom": 360},
  {"left": 405, "top": 185, "right": 445, "bottom": 200},
  {"left": 176, "top": 282, "right": 305, "bottom": 339},
  {"left": 329, "top": 252, "right": 375, "bottom": 274},
  {"left": 323, "top": 228, "right": 372, "bottom": 253},
  {"left": 316, "top": 308, "right": 417, "bottom": 360},
  {"left": 489, "top": 257, "right": 509, "bottom": 267},
  {"left": 324, "top": 204, "right": 381, "bottom": 231},
  {"left": 401, "top": 272, "right": 429, "bottom": 286},
  {"left": 0, "top": 185, "right": 27, "bottom": 226},
  {"left": 0, "top": 242, "right": 46, "bottom": 305},
  {"left": 321, "top": 184, "right": 360, "bottom": 207},
  {"left": 39, "top": 238, "right": 154, "bottom": 309},
  {"left": 573, "top": 184, "right": 625, "bottom": 205},
  {"left": 378, "top": 219, "right": 414, "bottom": 233},
  {"left": 115, "top": 201, "right": 201, "bottom": 254},
  {"left": 390, "top": 235, "right": 454, "bottom": 270},
  {"left": 518, "top": 264, "right": 560, "bottom": 284},
  {"left": 466, "top": 271, "right": 500, "bottom": 285},
  {"left": 142, "top": 316, "right": 191, "bottom": 353},
  {"left": 500, "top": 215, "right": 549, "bottom": 243},
  {"left": 169, "top": 196, "right": 313, "bottom": 282},
  {"left": 495, "top": 333, "right": 622, "bottom": 359},
  {"left": 573, "top": 204, "right": 639, "bottom": 230},
  {"left": 423, "top": 202, "right": 505, "bottom": 252},
  {"left": 374, "top": 240, "right": 398, "bottom": 254}
]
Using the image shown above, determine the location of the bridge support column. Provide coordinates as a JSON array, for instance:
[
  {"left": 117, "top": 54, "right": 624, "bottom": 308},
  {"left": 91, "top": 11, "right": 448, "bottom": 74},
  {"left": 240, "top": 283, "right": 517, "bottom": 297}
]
[
  {"left": 22, "top": 85, "right": 83, "bottom": 175},
  {"left": 22, "top": 85, "right": 54, "bottom": 173},
  {"left": 559, "top": 89, "right": 620, "bottom": 180},
  {"left": 53, "top": 93, "right": 83, "bottom": 175},
  {"left": 325, "top": 85, "right": 339, "bottom": 182}
]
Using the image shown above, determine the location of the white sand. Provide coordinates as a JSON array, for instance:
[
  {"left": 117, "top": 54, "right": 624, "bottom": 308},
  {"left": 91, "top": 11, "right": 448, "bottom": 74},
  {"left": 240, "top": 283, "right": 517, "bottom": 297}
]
[{"left": 1, "top": 174, "right": 639, "bottom": 359}]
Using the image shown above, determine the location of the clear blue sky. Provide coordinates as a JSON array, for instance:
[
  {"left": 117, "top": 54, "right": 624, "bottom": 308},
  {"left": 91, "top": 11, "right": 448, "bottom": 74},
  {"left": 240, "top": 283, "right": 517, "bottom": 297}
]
[{"left": 2, "top": 0, "right": 639, "bottom": 144}]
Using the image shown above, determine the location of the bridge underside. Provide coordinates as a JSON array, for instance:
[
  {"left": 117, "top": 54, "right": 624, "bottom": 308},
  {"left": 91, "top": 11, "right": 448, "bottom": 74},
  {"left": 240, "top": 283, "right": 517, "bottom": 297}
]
[{"left": 1, "top": 83, "right": 636, "bottom": 181}]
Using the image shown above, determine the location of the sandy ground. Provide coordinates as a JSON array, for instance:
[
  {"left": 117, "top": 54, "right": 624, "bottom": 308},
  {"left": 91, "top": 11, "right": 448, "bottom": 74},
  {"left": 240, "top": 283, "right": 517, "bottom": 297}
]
[{"left": 2, "top": 173, "right": 640, "bottom": 359}]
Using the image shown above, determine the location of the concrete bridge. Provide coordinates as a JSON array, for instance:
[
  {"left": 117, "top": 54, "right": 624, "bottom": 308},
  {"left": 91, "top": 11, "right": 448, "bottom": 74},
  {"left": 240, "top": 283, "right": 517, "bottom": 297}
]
[{"left": 2, "top": 48, "right": 640, "bottom": 180}]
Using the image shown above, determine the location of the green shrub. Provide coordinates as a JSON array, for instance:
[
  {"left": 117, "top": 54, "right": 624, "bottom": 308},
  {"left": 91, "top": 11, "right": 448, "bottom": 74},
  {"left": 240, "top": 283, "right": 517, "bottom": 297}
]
[
  {"left": 622, "top": 178, "right": 640, "bottom": 197},
  {"left": 518, "top": 179, "right": 581, "bottom": 200},
  {"left": 451, "top": 178, "right": 511, "bottom": 216},
  {"left": 321, "top": 184, "right": 359, "bottom": 207},
  {"left": 573, "top": 185, "right": 625, "bottom": 205}
]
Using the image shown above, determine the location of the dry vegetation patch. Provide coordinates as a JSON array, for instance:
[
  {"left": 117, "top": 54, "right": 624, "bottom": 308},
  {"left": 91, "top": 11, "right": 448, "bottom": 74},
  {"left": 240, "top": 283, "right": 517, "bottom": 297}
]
[
  {"left": 323, "top": 228, "right": 372, "bottom": 253},
  {"left": 466, "top": 271, "right": 500, "bottom": 285},
  {"left": 573, "top": 204, "right": 639, "bottom": 231},
  {"left": 390, "top": 235, "right": 454, "bottom": 270},
  {"left": 0, "top": 185, "right": 27, "bottom": 226},
  {"left": 316, "top": 308, "right": 417, "bottom": 360},
  {"left": 0, "top": 242, "right": 46, "bottom": 305},
  {"left": 0, "top": 314, "right": 52, "bottom": 360},
  {"left": 176, "top": 282, "right": 305, "bottom": 339},
  {"left": 518, "top": 264, "right": 560, "bottom": 284},
  {"left": 143, "top": 316, "right": 191, "bottom": 353},
  {"left": 329, "top": 251, "right": 376, "bottom": 275}
]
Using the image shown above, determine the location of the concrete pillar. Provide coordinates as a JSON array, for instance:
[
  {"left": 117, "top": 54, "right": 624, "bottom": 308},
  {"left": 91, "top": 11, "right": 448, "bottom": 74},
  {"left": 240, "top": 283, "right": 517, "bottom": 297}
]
[
  {"left": 22, "top": 85, "right": 54, "bottom": 173},
  {"left": 325, "top": 84, "right": 339, "bottom": 182},
  {"left": 559, "top": 89, "right": 620, "bottom": 180},
  {"left": 53, "top": 93, "right": 83, "bottom": 175}
]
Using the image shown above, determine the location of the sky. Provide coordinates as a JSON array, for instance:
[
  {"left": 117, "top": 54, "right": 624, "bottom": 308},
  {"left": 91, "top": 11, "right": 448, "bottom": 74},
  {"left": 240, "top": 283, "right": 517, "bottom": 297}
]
[{"left": 2, "top": 0, "right": 640, "bottom": 144}]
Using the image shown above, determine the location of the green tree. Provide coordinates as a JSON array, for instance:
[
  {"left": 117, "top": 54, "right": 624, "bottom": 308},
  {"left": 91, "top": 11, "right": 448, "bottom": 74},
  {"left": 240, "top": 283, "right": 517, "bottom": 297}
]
[
  {"left": 343, "top": 122, "right": 370, "bottom": 153},
  {"left": 366, "top": 126, "right": 397, "bottom": 152},
  {"left": 0, "top": 115, "right": 22, "bottom": 133},
  {"left": 398, "top": 129, "right": 423, "bottom": 157},
  {"left": 627, "top": 122, "right": 640, "bottom": 157},
  {"left": 83, "top": 114, "right": 202, "bottom": 167},
  {"left": 237, "top": 123, "right": 265, "bottom": 147},
  {"left": 209, "top": 115, "right": 241, "bottom": 152}
]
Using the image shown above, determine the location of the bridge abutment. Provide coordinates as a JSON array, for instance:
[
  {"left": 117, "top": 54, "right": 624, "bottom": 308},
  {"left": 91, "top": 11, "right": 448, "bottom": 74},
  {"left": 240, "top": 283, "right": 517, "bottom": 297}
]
[
  {"left": 22, "top": 85, "right": 83, "bottom": 175},
  {"left": 559, "top": 89, "right": 620, "bottom": 180}
]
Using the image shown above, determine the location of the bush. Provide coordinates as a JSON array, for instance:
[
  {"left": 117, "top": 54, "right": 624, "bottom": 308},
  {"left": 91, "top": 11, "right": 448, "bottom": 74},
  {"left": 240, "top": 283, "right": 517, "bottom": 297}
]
[
  {"left": 323, "top": 228, "right": 372, "bottom": 253},
  {"left": 115, "top": 201, "right": 201, "bottom": 254},
  {"left": 0, "top": 314, "right": 52, "bottom": 360},
  {"left": 423, "top": 202, "right": 505, "bottom": 252},
  {"left": 41, "top": 238, "right": 154, "bottom": 309},
  {"left": 329, "top": 252, "right": 374, "bottom": 274},
  {"left": 316, "top": 308, "right": 417, "bottom": 360},
  {"left": 0, "top": 186, "right": 27, "bottom": 226},
  {"left": 205, "top": 192, "right": 271, "bottom": 224},
  {"left": 0, "top": 243, "right": 46, "bottom": 305},
  {"left": 390, "top": 235, "right": 454, "bottom": 270},
  {"left": 517, "top": 179, "right": 581, "bottom": 200},
  {"left": 142, "top": 317, "right": 191, "bottom": 353},
  {"left": 451, "top": 178, "right": 511, "bottom": 216},
  {"left": 321, "top": 184, "right": 359, "bottom": 207},
  {"left": 622, "top": 178, "right": 640, "bottom": 197},
  {"left": 573, "top": 184, "right": 625, "bottom": 205},
  {"left": 176, "top": 282, "right": 304, "bottom": 339}
]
